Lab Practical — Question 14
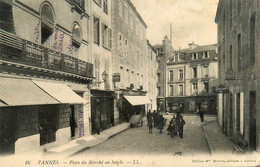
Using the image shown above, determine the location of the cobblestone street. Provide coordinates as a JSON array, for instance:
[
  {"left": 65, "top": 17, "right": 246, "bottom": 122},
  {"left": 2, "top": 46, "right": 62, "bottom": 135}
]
[{"left": 78, "top": 115, "right": 216, "bottom": 157}]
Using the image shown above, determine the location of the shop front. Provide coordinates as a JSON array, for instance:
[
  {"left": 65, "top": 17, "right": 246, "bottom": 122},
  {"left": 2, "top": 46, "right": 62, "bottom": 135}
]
[
  {"left": 91, "top": 90, "right": 115, "bottom": 134},
  {"left": 0, "top": 77, "right": 88, "bottom": 155}
]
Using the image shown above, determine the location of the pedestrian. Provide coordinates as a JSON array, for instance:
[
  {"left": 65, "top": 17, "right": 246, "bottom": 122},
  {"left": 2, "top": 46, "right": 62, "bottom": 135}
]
[
  {"left": 179, "top": 116, "right": 185, "bottom": 138},
  {"left": 195, "top": 106, "right": 200, "bottom": 122},
  {"left": 147, "top": 110, "right": 151, "bottom": 127},
  {"left": 158, "top": 114, "right": 164, "bottom": 134},
  {"left": 200, "top": 110, "right": 204, "bottom": 122},
  {"left": 148, "top": 114, "right": 153, "bottom": 134},
  {"left": 153, "top": 110, "right": 158, "bottom": 127},
  {"left": 167, "top": 115, "right": 176, "bottom": 138},
  {"left": 95, "top": 114, "right": 100, "bottom": 135}
]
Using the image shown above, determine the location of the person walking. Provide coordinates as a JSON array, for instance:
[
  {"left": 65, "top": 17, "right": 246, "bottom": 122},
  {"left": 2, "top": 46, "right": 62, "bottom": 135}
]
[
  {"left": 153, "top": 110, "right": 158, "bottom": 127},
  {"left": 95, "top": 114, "right": 100, "bottom": 135},
  {"left": 168, "top": 115, "right": 176, "bottom": 138},
  {"left": 179, "top": 116, "right": 185, "bottom": 138},
  {"left": 200, "top": 110, "right": 204, "bottom": 122},
  {"left": 158, "top": 114, "right": 164, "bottom": 134},
  {"left": 147, "top": 110, "right": 151, "bottom": 127},
  {"left": 148, "top": 114, "right": 153, "bottom": 134}
]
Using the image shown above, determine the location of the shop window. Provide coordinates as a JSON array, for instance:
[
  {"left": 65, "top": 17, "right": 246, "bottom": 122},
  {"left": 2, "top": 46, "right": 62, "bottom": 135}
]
[{"left": 41, "top": 4, "right": 54, "bottom": 45}]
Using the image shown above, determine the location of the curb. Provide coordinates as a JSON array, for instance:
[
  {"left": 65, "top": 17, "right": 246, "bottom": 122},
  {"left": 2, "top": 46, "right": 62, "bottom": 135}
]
[
  {"left": 202, "top": 121, "right": 216, "bottom": 155},
  {"left": 67, "top": 123, "right": 130, "bottom": 157}
]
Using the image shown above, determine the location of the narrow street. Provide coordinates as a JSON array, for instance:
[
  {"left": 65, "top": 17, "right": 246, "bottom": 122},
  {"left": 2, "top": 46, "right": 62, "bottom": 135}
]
[{"left": 77, "top": 115, "right": 215, "bottom": 156}]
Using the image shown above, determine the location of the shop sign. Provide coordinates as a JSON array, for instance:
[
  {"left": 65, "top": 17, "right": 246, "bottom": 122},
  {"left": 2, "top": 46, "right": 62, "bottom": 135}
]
[{"left": 113, "top": 73, "right": 120, "bottom": 82}]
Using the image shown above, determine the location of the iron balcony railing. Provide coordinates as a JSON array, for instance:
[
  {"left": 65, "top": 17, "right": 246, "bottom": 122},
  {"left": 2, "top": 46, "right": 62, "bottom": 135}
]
[
  {"left": 0, "top": 29, "right": 93, "bottom": 78},
  {"left": 69, "top": 0, "right": 85, "bottom": 11}
]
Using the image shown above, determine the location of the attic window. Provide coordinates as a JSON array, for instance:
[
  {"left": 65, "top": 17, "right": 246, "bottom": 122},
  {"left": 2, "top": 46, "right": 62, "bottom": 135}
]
[{"left": 41, "top": 4, "right": 54, "bottom": 44}]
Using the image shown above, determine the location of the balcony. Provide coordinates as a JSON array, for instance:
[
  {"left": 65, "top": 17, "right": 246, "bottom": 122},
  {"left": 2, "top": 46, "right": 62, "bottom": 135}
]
[
  {"left": 67, "top": 0, "right": 86, "bottom": 16},
  {"left": 0, "top": 29, "right": 93, "bottom": 79}
]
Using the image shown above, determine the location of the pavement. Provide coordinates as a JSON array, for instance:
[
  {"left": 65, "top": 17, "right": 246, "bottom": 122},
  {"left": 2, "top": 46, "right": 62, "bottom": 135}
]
[
  {"left": 202, "top": 117, "right": 234, "bottom": 155},
  {"left": 43, "top": 114, "right": 235, "bottom": 158},
  {"left": 45, "top": 122, "right": 130, "bottom": 158}
]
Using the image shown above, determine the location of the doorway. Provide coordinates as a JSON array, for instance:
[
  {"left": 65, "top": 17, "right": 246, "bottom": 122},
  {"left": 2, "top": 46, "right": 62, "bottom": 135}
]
[
  {"left": 70, "top": 105, "right": 76, "bottom": 138},
  {"left": 249, "top": 91, "right": 256, "bottom": 152}
]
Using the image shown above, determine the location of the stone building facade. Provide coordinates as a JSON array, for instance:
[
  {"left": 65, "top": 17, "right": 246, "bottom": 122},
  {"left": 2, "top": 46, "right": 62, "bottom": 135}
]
[
  {"left": 111, "top": 0, "right": 153, "bottom": 123},
  {"left": 215, "top": 0, "right": 260, "bottom": 153},
  {"left": 0, "top": 0, "right": 93, "bottom": 155},
  {"left": 165, "top": 43, "right": 218, "bottom": 114},
  {"left": 153, "top": 36, "right": 174, "bottom": 112}
]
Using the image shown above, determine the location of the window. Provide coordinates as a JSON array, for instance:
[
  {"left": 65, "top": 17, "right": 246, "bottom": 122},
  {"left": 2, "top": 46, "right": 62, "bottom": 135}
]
[
  {"left": 118, "top": 33, "right": 122, "bottom": 55},
  {"left": 204, "top": 66, "right": 209, "bottom": 78},
  {"left": 94, "top": 56, "right": 100, "bottom": 87},
  {"left": 72, "top": 23, "right": 82, "bottom": 57},
  {"left": 192, "top": 83, "right": 198, "bottom": 94},
  {"left": 93, "top": 16, "right": 100, "bottom": 44},
  {"left": 169, "top": 70, "right": 173, "bottom": 82},
  {"left": 102, "top": 23, "right": 111, "bottom": 49},
  {"left": 179, "top": 69, "right": 183, "bottom": 81},
  {"left": 192, "top": 53, "right": 198, "bottom": 60},
  {"left": 124, "top": 2, "right": 128, "bottom": 24},
  {"left": 157, "top": 74, "right": 160, "bottom": 83},
  {"left": 238, "top": 34, "right": 242, "bottom": 72},
  {"left": 250, "top": 13, "right": 255, "bottom": 66},
  {"left": 238, "top": 0, "right": 241, "bottom": 15},
  {"left": 129, "top": 12, "right": 133, "bottom": 30},
  {"left": 230, "top": 0, "right": 232, "bottom": 31},
  {"left": 179, "top": 85, "right": 183, "bottom": 96},
  {"left": 118, "top": 0, "right": 123, "bottom": 18},
  {"left": 203, "top": 52, "right": 209, "bottom": 58},
  {"left": 41, "top": 4, "right": 54, "bottom": 45},
  {"left": 236, "top": 93, "right": 240, "bottom": 133},
  {"left": 230, "top": 45, "right": 232, "bottom": 69},
  {"left": 193, "top": 67, "right": 197, "bottom": 78},
  {"left": 170, "top": 85, "right": 173, "bottom": 96},
  {"left": 203, "top": 82, "right": 209, "bottom": 92},
  {"left": 103, "top": 0, "right": 108, "bottom": 13}
]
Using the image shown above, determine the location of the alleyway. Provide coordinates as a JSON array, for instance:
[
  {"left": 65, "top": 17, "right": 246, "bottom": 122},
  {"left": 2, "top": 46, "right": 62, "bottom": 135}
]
[{"left": 77, "top": 115, "right": 216, "bottom": 156}]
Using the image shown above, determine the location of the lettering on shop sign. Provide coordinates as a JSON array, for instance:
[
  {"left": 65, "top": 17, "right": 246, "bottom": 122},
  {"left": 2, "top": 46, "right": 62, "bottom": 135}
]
[
  {"left": 67, "top": 36, "right": 73, "bottom": 55},
  {"left": 78, "top": 109, "right": 84, "bottom": 137},
  {"left": 52, "top": 28, "right": 59, "bottom": 50},
  {"left": 34, "top": 20, "right": 40, "bottom": 43},
  {"left": 59, "top": 32, "right": 65, "bottom": 52}
]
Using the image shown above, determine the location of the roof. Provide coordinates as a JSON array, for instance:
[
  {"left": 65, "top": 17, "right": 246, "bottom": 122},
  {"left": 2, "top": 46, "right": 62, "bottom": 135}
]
[
  {"left": 126, "top": 0, "right": 148, "bottom": 28},
  {"left": 177, "top": 44, "right": 217, "bottom": 54}
]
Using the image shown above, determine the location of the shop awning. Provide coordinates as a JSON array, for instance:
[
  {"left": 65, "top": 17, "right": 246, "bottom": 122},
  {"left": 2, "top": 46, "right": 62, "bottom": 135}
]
[
  {"left": 123, "top": 95, "right": 151, "bottom": 106},
  {"left": 0, "top": 77, "right": 59, "bottom": 106},
  {"left": 33, "top": 80, "right": 87, "bottom": 104}
]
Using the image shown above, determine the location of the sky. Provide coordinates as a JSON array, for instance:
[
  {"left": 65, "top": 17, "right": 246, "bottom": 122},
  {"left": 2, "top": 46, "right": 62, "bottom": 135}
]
[{"left": 131, "top": 0, "right": 219, "bottom": 50}]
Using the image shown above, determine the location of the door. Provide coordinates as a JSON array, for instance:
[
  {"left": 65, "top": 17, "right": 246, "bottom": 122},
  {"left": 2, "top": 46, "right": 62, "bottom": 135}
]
[
  {"left": 249, "top": 91, "right": 256, "bottom": 152},
  {"left": 0, "top": 110, "right": 15, "bottom": 155},
  {"left": 38, "top": 110, "right": 56, "bottom": 146},
  {"left": 70, "top": 105, "right": 76, "bottom": 138}
]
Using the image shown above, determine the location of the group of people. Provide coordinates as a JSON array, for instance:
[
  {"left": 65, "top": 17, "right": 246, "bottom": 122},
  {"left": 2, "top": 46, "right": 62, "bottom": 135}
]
[
  {"left": 167, "top": 113, "right": 185, "bottom": 138},
  {"left": 147, "top": 110, "right": 166, "bottom": 134},
  {"left": 146, "top": 110, "right": 186, "bottom": 138}
]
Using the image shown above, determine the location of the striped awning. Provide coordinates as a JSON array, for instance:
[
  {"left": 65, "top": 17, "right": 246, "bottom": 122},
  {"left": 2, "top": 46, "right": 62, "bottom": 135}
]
[
  {"left": 33, "top": 80, "right": 87, "bottom": 104},
  {"left": 123, "top": 95, "right": 151, "bottom": 106},
  {"left": 0, "top": 77, "right": 59, "bottom": 106}
]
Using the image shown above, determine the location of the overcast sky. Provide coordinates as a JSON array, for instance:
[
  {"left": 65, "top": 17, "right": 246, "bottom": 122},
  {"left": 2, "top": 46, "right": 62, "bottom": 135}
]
[{"left": 131, "top": 0, "right": 219, "bottom": 50}]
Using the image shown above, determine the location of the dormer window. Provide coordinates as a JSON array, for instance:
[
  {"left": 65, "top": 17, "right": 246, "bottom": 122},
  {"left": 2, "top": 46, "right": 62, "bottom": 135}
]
[
  {"left": 192, "top": 53, "right": 198, "bottom": 60},
  {"left": 203, "top": 51, "right": 209, "bottom": 58}
]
